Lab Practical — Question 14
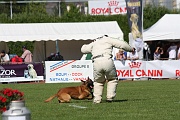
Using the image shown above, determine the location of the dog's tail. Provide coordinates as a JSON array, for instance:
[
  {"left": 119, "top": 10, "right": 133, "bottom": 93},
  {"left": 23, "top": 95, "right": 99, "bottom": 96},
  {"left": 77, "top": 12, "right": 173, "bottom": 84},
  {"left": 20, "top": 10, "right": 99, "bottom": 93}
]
[{"left": 44, "top": 94, "right": 57, "bottom": 103}]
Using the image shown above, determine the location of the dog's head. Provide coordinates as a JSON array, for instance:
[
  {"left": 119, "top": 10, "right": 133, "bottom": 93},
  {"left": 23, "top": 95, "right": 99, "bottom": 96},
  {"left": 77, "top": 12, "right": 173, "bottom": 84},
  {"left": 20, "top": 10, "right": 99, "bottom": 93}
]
[
  {"left": 130, "top": 13, "right": 138, "bottom": 23},
  {"left": 81, "top": 77, "right": 94, "bottom": 91},
  {"left": 27, "top": 64, "right": 34, "bottom": 70}
]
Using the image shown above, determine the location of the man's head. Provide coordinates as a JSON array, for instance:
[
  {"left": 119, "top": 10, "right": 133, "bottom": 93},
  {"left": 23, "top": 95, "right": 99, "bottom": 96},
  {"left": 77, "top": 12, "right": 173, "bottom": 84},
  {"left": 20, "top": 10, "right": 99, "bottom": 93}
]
[
  {"left": 22, "top": 46, "right": 27, "bottom": 51},
  {"left": 132, "top": 48, "right": 136, "bottom": 54},
  {"left": 0, "top": 50, "right": 6, "bottom": 57},
  {"left": 119, "top": 49, "right": 124, "bottom": 55}
]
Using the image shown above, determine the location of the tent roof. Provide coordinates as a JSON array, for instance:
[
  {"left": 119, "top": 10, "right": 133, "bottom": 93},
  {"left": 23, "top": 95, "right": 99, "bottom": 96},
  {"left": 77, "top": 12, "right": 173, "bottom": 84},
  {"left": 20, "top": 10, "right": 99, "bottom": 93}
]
[
  {"left": 143, "top": 14, "right": 180, "bottom": 41},
  {"left": 0, "top": 21, "right": 123, "bottom": 42}
]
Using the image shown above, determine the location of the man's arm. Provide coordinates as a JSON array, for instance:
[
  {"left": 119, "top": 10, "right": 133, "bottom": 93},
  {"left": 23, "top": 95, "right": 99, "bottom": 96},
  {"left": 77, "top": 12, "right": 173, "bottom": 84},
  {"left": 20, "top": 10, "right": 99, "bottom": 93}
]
[
  {"left": 109, "top": 38, "right": 133, "bottom": 52},
  {"left": 81, "top": 42, "right": 94, "bottom": 54}
]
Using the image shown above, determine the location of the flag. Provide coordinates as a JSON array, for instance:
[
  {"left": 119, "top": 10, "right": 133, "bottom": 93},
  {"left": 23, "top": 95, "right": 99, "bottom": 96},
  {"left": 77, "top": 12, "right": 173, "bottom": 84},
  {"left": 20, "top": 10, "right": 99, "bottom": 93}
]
[
  {"left": 126, "top": 0, "right": 144, "bottom": 59},
  {"left": 125, "top": 0, "right": 143, "bottom": 40}
]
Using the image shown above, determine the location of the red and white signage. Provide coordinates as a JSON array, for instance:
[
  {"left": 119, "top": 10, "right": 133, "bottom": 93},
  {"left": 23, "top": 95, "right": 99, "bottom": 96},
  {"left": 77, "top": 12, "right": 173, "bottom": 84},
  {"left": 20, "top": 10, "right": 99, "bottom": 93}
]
[
  {"left": 88, "top": 0, "right": 127, "bottom": 15},
  {"left": 115, "top": 60, "right": 180, "bottom": 78},
  {"left": 45, "top": 60, "right": 93, "bottom": 83},
  {"left": 45, "top": 60, "right": 180, "bottom": 83}
]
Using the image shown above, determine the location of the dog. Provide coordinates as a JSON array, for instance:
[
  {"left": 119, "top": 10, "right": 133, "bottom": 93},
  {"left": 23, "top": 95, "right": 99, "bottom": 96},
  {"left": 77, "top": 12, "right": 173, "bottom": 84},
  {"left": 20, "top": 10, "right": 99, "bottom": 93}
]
[
  {"left": 44, "top": 77, "right": 94, "bottom": 103},
  {"left": 27, "top": 64, "right": 37, "bottom": 79}
]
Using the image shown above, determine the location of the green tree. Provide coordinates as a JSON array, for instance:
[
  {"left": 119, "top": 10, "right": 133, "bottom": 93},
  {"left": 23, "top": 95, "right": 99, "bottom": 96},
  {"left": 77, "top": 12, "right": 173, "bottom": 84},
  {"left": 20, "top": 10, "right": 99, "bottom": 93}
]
[
  {"left": 0, "top": 3, "right": 180, "bottom": 56},
  {"left": 7, "top": 2, "right": 49, "bottom": 55},
  {"left": 143, "top": 4, "right": 170, "bottom": 29}
]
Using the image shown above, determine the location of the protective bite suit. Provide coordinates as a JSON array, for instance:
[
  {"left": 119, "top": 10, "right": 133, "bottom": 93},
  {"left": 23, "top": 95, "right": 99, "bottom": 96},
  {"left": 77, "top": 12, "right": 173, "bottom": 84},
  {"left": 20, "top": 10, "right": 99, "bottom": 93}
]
[{"left": 81, "top": 36, "right": 133, "bottom": 103}]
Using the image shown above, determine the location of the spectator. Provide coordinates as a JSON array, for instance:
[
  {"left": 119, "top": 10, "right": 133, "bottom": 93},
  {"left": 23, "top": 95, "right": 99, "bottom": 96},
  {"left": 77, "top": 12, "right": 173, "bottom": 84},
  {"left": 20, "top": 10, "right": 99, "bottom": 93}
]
[
  {"left": 45, "top": 52, "right": 64, "bottom": 61},
  {"left": 21, "top": 46, "right": 33, "bottom": 63},
  {"left": 115, "top": 49, "right": 126, "bottom": 61},
  {"left": 0, "top": 50, "right": 10, "bottom": 63},
  {"left": 177, "top": 43, "right": 180, "bottom": 60},
  {"left": 154, "top": 47, "right": 163, "bottom": 60},
  {"left": 160, "top": 42, "right": 169, "bottom": 59},
  {"left": 115, "top": 49, "right": 126, "bottom": 65},
  {"left": 167, "top": 42, "right": 177, "bottom": 60},
  {"left": 127, "top": 48, "right": 139, "bottom": 62}
]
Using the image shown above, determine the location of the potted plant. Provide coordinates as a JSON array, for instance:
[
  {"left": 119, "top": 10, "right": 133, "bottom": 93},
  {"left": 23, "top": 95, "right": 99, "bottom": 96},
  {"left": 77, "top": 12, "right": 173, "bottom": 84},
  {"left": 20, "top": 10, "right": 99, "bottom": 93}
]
[{"left": 0, "top": 88, "right": 24, "bottom": 113}]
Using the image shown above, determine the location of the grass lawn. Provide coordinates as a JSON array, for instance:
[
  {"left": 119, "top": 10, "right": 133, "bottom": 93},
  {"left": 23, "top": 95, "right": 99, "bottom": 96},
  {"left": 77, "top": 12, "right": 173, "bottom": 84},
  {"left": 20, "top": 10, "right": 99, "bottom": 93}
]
[{"left": 0, "top": 79, "right": 180, "bottom": 120}]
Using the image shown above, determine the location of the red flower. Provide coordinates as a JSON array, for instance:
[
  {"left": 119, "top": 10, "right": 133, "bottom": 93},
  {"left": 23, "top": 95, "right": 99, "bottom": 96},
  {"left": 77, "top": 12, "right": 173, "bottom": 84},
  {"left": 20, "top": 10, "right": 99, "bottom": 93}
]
[
  {"left": 0, "top": 96, "right": 3, "bottom": 100},
  {"left": 0, "top": 107, "right": 7, "bottom": 112},
  {"left": 1, "top": 97, "right": 7, "bottom": 103},
  {"left": 0, "top": 88, "right": 24, "bottom": 113}
]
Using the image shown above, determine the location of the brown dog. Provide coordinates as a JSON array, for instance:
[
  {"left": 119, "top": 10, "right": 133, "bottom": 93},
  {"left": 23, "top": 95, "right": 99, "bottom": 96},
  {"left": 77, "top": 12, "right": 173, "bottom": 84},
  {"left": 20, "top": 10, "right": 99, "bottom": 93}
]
[{"left": 44, "top": 77, "right": 94, "bottom": 103}]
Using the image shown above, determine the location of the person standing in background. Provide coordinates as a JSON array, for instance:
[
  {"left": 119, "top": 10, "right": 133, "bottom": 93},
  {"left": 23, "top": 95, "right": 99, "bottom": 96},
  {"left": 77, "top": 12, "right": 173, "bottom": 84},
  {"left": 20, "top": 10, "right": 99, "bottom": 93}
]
[
  {"left": 177, "top": 42, "right": 180, "bottom": 60},
  {"left": 21, "top": 46, "right": 33, "bottom": 63},
  {"left": 127, "top": 48, "right": 139, "bottom": 62},
  {"left": 0, "top": 50, "right": 10, "bottom": 63},
  {"left": 154, "top": 47, "right": 163, "bottom": 60},
  {"left": 167, "top": 42, "right": 177, "bottom": 60},
  {"left": 115, "top": 49, "right": 126, "bottom": 60},
  {"left": 115, "top": 49, "right": 126, "bottom": 65}
]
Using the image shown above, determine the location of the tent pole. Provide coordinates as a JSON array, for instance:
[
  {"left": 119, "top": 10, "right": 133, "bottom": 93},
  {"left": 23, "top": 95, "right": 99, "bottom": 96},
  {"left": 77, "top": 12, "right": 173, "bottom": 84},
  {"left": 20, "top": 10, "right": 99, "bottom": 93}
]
[
  {"left": 56, "top": 39, "right": 60, "bottom": 53},
  {"left": 44, "top": 41, "right": 46, "bottom": 60},
  {"left": 59, "top": 1, "right": 61, "bottom": 17},
  {"left": 10, "top": 1, "right": 13, "bottom": 19}
]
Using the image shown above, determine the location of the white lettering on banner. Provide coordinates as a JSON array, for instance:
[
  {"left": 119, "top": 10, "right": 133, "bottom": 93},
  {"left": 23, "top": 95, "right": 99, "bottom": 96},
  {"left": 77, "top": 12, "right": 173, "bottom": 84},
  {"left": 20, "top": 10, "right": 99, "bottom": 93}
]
[
  {"left": 0, "top": 69, "right": 16, "bottom": 76},
  {"left": 0, "top": 75, "right": 10, "bottom": 78}
]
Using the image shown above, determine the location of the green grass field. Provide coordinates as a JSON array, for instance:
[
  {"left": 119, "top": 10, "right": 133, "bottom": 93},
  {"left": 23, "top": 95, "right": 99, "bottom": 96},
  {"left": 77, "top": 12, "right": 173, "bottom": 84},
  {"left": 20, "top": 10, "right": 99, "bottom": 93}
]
[{"left": 1, "top": 80, "right": 180, "bottom": 120}]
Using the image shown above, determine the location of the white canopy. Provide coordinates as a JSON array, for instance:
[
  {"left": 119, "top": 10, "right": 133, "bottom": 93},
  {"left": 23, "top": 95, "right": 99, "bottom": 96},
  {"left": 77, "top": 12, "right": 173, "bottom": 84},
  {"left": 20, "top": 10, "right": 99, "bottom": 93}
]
[
  {"left": 0, "top": 21, "right": 123, "bottom": 41},
  {"left": 143, "top": 14, "right": 180, "bottom": 41},
  {"left": 0, "top": 21, "right": 124, "bottom": 61}
]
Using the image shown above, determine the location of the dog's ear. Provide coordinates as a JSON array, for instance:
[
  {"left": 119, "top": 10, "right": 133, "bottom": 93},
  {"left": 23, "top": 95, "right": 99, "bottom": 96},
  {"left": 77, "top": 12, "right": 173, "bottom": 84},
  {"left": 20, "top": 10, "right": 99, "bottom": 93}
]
[{"left": 81, "top": 80, "right": 86, "bottom": 85}]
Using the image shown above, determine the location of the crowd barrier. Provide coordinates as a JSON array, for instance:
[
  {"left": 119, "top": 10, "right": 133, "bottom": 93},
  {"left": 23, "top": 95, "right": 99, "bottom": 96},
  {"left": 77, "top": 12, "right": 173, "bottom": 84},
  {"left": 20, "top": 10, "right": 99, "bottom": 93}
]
[
  {"left": 45, "top": 60, "right": 180, "bottom": 83},
  {"left": 1, "top": 60, "right": 180, "bottom": 83}
]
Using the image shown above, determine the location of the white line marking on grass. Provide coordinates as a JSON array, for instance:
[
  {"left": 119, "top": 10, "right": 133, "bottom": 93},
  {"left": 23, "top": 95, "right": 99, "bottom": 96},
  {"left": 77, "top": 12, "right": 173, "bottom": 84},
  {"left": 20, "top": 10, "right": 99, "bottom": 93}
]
[
  {"left": 69, "top": 104, "right": 87, "bottom": 109},
  {"left": 174, "top": 101, "right": 180, "bottom": 103}
]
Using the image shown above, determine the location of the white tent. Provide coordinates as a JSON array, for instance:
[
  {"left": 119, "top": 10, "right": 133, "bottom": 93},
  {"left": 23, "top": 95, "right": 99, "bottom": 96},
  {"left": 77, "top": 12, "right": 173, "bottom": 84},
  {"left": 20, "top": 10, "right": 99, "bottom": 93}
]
[
  {"left": 0, "top": 21, "right": 123, "bottom": 61},
  {"left": 143, "top": 14, "right": 180, "bottom": 41}
]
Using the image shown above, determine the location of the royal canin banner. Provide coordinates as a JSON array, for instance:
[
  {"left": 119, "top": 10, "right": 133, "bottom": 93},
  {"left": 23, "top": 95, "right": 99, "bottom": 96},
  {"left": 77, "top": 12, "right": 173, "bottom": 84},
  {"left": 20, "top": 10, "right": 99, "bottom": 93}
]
[
  {"left": 88, "top": 0, "right": 127, "bottom": 15},
  {"left": 115, "top": 60, "right": 180, "bottom": 78},
  {"left": 45, "top": 60, "right": 93, "bottom": 83}
]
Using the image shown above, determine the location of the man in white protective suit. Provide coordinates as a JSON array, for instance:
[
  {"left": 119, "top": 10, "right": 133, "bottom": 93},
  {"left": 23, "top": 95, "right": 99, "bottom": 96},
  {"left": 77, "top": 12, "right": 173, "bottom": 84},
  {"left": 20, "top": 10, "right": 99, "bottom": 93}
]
[{"left": 81, "top": 35, "right": 134, "bottom": 103}]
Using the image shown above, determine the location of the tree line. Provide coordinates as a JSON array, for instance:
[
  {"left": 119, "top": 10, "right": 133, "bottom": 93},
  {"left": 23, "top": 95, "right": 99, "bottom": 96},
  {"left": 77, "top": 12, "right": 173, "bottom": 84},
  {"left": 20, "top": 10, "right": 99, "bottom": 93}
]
[{"left": 0, "top": 2, "right": 179, "bottom": 55}]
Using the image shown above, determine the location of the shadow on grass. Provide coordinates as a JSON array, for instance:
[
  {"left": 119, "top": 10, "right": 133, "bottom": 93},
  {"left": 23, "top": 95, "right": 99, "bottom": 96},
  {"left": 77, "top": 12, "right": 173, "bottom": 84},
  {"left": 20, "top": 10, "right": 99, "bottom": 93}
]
[
  {"left": 55, "top": 98, "right": 147, "bottom": 104},
  {"left": 112, "top": 99, "right": 128, "bottom": 102},
  {"left": 101, "top": 99, "right": 128, "bottom": 103},
  {"left": 71, "top": 99, "right": 129, "bottom": 103}
]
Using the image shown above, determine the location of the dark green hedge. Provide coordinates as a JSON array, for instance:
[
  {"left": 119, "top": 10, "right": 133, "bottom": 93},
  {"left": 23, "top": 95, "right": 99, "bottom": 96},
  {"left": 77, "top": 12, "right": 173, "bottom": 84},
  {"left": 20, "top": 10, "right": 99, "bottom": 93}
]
[{"left": 0, "top": 3, "right": 179, "bottom": 55}]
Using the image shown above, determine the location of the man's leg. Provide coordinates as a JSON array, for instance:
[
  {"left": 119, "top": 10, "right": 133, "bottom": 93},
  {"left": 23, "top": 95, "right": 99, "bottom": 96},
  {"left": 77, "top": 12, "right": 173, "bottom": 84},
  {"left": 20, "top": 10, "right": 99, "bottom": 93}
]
[
  {"left": 93, "top": 82, "right": 104, "bottom": 103},
  {"left": 106, "top": 79, "right": 118, "bottom": 102}
]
